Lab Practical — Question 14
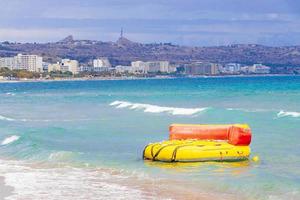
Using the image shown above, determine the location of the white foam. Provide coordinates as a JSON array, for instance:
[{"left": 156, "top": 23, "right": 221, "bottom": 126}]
[
  {"left": 110, "top": 101, "right": 208, "bottom": 116},
  {"left": 0, "top": 159, "right": 241, "bottom": 200},
  {"left": 5, "top": 92, "right": 15, "bottom": 96},
  {"left": 0, "top": 159, "right": 147, "bottom": 200},
  {"left": 0, "top": 115, "right": 15, "bottom": 121},
  {"left": 226, "top": 108, "right": 266, "bottom": 113},
  {"left": 0, "top": 114, "right": 30, "bottom": 122},
  {"left": 1, "top": 135, "right": 20, "bottom": 145},
  {"left": 48, "top": 151, "right": 77, "bottom": 162},
  {"left": 0, "top": 115, "right": 95, "bottom": 123},
  {"left": 277, "top": 110, "right": 300, "bottom": 118}
]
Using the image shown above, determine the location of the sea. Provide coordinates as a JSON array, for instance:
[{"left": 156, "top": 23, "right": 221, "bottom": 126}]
[{"left": 0, "top": 76, "right": 299, "bottom": 200}]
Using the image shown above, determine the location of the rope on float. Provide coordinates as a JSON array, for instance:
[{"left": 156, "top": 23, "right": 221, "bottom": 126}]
[{"left": 152, "top": 143, "right": 180, "bottom": 161}]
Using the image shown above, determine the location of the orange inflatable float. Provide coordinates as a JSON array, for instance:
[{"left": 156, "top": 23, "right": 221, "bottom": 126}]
[{"left": 169, "top": 124, "right": 251, "bottom": 146}]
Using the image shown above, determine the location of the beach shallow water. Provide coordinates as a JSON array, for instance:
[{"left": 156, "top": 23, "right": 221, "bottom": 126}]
[
  {"left": 0, "top": 176, "right": 14, "bottom": 199},
  {"left": 0, "top": 76, "right": 299, "bottom": 199}
]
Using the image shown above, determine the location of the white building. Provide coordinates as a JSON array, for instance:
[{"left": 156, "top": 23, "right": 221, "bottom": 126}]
[
  {"left": 115, "top": 65, "right": 133, "bottom": 74},
  {"left": 0, "top": 57, "right": 15, "bottom": 70},
  {"left": 79, "top": 65, "right": 93, "bottom": 72},
  {"left": 184, "top": 62, "right": 219, "bottom": 75},
  {"left": 146, "top": 61, "right": 161, "bottom": 73},
  {"left": 15, "top": 54, "right": 43, "bottom": 72},
  {"left": 131, "top": 61, "right": 148, "bottom": 74},
  {"left": 47, "top": 59, "right": 79, "bottom": 75},
  {"left": 130, "top": 61, "right": 175, "bottom": 74},
  {"left": 93, "top": 67, "right": 111, "bottom": 72},
  {"left": 61, "top": 59, "right": 79, "bottom": 74},
  {"left": 0, "top": 54, "right": 43, "bottom": 72},
  {"left": 131, "top": 61, "right": 145, "bottom": 68},
  {"left": 249, "top": 64, "right": 271, "bottom": 74},
  {"left": 93, "top": 58, "right": 111, "bottom": 68},
  {"left": 47, "top": 62, "right": 61, "bottom": 72},
  {"left": 222, "top": 63, "right": 241, "bottom": 74},
  {"left": 147, "top": 61, "right": 175, "bottom": 73},
  {"left": 93, "top": 58, "right": 111, "bottom": 73}
]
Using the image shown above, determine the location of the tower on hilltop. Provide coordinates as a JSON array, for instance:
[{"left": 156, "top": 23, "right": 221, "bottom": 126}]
[
  {"left": 120, "top": 27, "right": 124, "bottom": 38},
  {"left": 116, "top": 27, "right": 135, "bottom": 45}
]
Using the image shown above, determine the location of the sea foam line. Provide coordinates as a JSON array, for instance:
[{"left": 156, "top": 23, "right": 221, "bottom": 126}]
[
  {"left": 0, "top": 115, "right": 16, "bottom": 121},
  {"left": 110, "top": 101, "right": 209, "bottom": 116},
  {"left": 1, "top": 135, "right": 20, "bottom": 145},
  {"left": 0, "top": 114, "right": 95, "bottom": 122},
  {"left": 3, "top": 92, "right": 16, "bottom": 96},
  {"left": 226, "top": 108, "right": 267, "bottom": 113},
  {"left": 277, "top": 110, "right": 300, "bottom": 118},
  {"left": 0, "top": 115, "right": 30, "bottom": 122}
]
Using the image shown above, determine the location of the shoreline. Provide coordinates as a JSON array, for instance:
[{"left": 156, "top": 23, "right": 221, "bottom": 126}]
[
  {"left": 0, "top": 176, "right": 14, "bottom": 200},
  {"left": 0, "top": 74, "right": 298, "bottom": 84},
  {"left": 0, "top": 158, "right": 236, "bottom": 200}
]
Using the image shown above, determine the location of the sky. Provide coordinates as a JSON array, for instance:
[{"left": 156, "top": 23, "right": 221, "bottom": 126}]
[{"left": 0, "top": 0, "right": 300, "bottom": 46}]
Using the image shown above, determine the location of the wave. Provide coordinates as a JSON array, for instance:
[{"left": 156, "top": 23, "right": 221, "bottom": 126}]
[
  {"left": 110, "top": 101, "right": 209, "bottom": 116},
  {"left": 226, "top": 108, "right": 266, "bottom": 113},
  {"left": 0, "top": 159, "right": 147, "bottom": 200},
  {"left": 1, "top": 135, "right": 20, "bottom": 145},
  {"left": 277, "top": 110, "right": 300, "bottom": 118},
  {"left": 5, "top": 92, "right": 16, "bottom": 96},
  {"left": 0, "top": 115, "right": 16, "bottom": 121},
  {"left": 0, "top": 115, "right": 32, "bottom": 122},
  {"left": 48, "top": 151, "right": 79, "bottom": 162},
  {"left": 0, "top": 159, "right": 230, "bottom": 200}
]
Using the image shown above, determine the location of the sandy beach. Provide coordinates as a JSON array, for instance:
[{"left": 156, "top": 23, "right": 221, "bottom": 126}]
[{"left": 0, "top": 176, "right": 13, "bottom": 199}]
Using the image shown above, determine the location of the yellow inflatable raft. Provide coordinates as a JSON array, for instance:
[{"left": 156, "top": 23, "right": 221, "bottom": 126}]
[{"left": 143, "top": 140, "right": 250, "bottom": 162}]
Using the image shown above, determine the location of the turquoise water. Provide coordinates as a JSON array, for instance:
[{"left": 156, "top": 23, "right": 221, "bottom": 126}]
[{"left": 0, "top": 76, "right": 299, "bottom": 199}]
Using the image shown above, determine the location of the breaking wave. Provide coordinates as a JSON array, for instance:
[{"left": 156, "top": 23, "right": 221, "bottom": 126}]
[
  {"left": 277, "top": 110, "right": 300, "bottom": 118},
  {"left": 0, "top": 115, "right": 16, "bottom": 121},
  {"left": 1, "top": 135, "right": 20, "bottom": 145},
  {"left": 110, "top": 101, "right": 209, "bottom": 116}
]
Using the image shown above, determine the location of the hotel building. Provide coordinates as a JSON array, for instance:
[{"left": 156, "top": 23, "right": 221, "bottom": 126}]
[
  {"left": 0, "top": 54, "right": 43, "bottom": 72},
  {"left": 184, "top": 62, "right": 219, "bottom": 75}
]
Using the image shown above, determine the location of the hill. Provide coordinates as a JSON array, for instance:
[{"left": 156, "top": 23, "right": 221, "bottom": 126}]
[{"left": 1, "top": 36, "right": 300, "bottom": 66}]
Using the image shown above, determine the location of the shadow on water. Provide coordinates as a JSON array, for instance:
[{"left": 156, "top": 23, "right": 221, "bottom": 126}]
[{"left": 143, "top": 159, "right": 253, "bottom": 176}]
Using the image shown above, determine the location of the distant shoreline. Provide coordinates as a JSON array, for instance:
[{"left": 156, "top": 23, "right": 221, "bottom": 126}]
[{"left": 0, "top": 74, "right": 298, "bottom": 84}]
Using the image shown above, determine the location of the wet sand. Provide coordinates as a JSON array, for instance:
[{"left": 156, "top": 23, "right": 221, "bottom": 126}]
[{"left": 0, "top": 176, "right": 14, "bottom": 200}]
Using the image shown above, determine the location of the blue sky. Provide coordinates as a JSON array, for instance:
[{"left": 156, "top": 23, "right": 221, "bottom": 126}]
[{"left": 0, "top": 0, "right": 299, "bottom": 46}]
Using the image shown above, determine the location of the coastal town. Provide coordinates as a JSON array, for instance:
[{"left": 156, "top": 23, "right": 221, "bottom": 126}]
[
  {"left": 1, "top": 35, "right": 300, "bottom": 81},
  {"left": 0, "top": 53, "right": 278, "bottom": 81}
]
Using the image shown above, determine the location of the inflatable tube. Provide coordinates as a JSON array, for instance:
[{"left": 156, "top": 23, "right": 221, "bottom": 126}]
[
  {"left": 169, "top": 124, "right": 251, "bottom": 146},
  {"left": 143, "top": 140, "right": 250, "bottom": 162}
]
